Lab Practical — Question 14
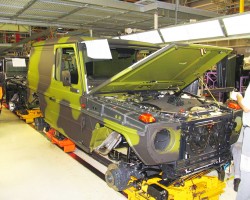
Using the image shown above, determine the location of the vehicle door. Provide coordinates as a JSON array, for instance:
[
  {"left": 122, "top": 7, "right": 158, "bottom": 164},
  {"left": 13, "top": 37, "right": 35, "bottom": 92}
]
[{"left": 46, "top": 43, "right": 84, "bottom": 140}]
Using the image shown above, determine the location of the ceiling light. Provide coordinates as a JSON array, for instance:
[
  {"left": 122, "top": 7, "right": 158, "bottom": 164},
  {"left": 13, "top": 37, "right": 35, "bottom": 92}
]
[
  {"left": 120, "top": 30, "right": 163, "bottom": 44},
  {"left": 160, "top": 20, "right": 224, "bottom": 42},
  {"left": 223, "top": 13, "right": 250, "bottom": 36}
]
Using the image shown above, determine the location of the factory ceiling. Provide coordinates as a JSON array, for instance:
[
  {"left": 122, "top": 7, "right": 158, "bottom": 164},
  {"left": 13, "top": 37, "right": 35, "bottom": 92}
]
[{"left": 0, "top": 0, "right": 231, "bottom": 37}]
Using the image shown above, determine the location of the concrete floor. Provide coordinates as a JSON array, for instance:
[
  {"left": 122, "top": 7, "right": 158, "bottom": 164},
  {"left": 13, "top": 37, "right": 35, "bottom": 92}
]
[
  {"left": 0, "top": 107, "right": 125, "bottom": 200},
  {"left": 0, "top": 107, "right": 237, "bottom": 200}
]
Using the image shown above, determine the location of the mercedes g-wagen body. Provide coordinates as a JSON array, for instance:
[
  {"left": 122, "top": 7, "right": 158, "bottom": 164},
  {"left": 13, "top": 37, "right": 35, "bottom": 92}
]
[{"left": 28, "top": 37, "right": 240, "bottom": 191}]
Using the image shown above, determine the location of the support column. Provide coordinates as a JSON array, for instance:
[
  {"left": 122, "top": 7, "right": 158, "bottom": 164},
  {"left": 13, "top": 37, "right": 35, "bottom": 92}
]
[
  {"left": 175, "top": 0, "right": 179, "bottom": 24},
  {"left": 240, "top": 0, "right": 244, "bottom": 13},
  {"left": 154, "top": 11, "right": 158, "bottom": 30}
]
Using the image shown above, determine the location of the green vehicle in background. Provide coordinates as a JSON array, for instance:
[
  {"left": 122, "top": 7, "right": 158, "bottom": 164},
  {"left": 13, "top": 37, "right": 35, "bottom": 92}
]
[
  {"left": 27, "top": 37, "right": 241, "bottom": 192},
  {"left": 0, "top": 57, "right": 29, "bottom": 111}
]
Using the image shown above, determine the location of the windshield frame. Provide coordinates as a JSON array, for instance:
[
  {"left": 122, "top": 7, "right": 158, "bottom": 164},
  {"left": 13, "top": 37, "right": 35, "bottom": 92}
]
[{"left": 79, "top": 42, "right": 160, "bottom": 94}]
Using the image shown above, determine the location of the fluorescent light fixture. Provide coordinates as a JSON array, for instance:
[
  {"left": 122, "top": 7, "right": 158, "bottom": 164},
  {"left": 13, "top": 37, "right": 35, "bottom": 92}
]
[
  {"left": 223, "top": 13, "right": 250, "bottom": 36},
  {"left": 160, "top": 20, "right": 224, "bottom": 42},
  {"left": 186, "top": 20, "right": 224, "bottom": 40},
  {"left": 120, "top": 34, "right": 138, "bottom": 41},
  {"left": 120, "top": 30, "right": 163, "bottom": 44},
  {"left": 112, "top": 36, "right": 120, "bottom": 39},
  {"left": 160, "top": 26, "right": 189, "bottom": 42}
]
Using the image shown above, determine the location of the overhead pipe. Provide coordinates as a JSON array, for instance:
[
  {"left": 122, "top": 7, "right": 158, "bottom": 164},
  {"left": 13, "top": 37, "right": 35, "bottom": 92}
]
[
  {"left": 175, "top": 0, "right": 180, "bottom": 24},
  {"left": 240, "top": 0, "right": 244, "bottom": 13},
  {"left": 154, "top": 11, "right": 158, "bottom": 30}
]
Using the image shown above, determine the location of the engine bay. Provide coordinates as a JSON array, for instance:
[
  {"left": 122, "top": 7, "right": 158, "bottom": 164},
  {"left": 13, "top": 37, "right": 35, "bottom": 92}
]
[{"left": 95, "top": 90, "right": 227, "bottom": 123}]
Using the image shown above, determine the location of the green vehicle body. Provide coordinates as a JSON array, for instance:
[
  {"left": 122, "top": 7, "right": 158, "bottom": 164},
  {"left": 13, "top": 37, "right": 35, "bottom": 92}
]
[{"left": 28, "top": 36, "right": 239, "bottom": 191}]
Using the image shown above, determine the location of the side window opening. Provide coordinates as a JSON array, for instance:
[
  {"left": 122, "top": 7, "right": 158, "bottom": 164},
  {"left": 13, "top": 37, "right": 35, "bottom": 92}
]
[{"left": 55, "top": 47, "right": 79, "bottom": 85}]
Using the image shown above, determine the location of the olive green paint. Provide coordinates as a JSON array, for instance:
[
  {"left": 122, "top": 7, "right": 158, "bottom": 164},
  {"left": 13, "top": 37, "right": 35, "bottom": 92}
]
[
  {"left": 28, "top": 43, "right": 45, "bottom": 92},
  {"left": 104, "top": 118, "right": 139, "bottom": 146},
  {"left": 234, "top": 116, "right": 243, "bottom": 133},
  {"left": 52, "top": 43, "right": 83, "bottom": 121},
  {"left": 89, "top": 124, "right": 113, "bottom": 151},
  {"left": 158, "top": 128, "right": 181, "bottom": 154}
]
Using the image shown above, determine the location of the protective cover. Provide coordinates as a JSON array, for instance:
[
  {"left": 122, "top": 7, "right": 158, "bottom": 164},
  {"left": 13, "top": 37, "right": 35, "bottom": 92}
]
[{"left": 90, "top": 43, "right": 232, "bottom": 94}]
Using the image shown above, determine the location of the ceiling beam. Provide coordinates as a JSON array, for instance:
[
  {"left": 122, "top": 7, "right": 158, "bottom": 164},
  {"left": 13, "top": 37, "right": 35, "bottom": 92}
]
[
  {"left": 51, "top": 7, "right": 85, "bottom": 22},
  {"left": 0, "top": 18, "right": 81, "bottom": 29},
  {"left": 0, "top": 18, "right": 121, "bottom": 33},
  {"left": 11, "top": 0, "right": 38, "bottom": 19},
  {"left": 66, "top": 0, "right": 220, "bottom": 18},
  {"left": 154, "top": 1, "right": 221, "bottom": 17},
  {"left": 66, "top": 29, "right": 89, "bottom": 36},
  {"left": 64, "top": 0, "right": 141, "bottom": 12}
]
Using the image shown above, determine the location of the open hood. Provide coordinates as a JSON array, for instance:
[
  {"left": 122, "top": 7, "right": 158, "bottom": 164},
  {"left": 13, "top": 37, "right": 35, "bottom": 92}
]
[{"left": 89, "top": 43, "right": 232, "bottom": 94}]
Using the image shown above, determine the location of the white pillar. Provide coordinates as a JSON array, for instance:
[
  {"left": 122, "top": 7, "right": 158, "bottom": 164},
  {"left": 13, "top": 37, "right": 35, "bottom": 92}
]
[{"left": 154, "top": 11, "right": 158, "bottom": 30}]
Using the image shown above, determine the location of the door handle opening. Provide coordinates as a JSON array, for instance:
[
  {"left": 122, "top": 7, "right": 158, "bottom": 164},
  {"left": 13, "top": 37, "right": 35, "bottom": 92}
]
[
  {"left": 49, "top": 96, "right": 56, "bottom": 101},
  {"left": 70, "top": 87, "right": 79, "bottom": 93}
]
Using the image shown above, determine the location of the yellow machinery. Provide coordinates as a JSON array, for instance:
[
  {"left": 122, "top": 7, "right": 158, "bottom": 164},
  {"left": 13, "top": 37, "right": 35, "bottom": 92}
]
[
  {"left": 16, "top": 109, "right": 43, "bottom": 123},
  {"left": 124, "top": 175, "right": 225, "bottom": 200}
]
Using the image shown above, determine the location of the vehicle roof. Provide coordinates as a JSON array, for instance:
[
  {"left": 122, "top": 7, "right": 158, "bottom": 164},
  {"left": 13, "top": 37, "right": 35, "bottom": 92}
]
[{"left": 32, "top": 36, "right": 160, "bottom": 49}]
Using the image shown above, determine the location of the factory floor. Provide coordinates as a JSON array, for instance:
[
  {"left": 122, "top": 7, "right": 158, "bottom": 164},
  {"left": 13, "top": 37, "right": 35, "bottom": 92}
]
[
  {"left": 0, "top": 107, "right": 125, "bottom": 200},
  {"left": 0, "top": 107, "right": 237, "bottom": 200}
]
